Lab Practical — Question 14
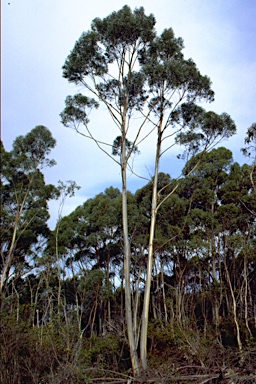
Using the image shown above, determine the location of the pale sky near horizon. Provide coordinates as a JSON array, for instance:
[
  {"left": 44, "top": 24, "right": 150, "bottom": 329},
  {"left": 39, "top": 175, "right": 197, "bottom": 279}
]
[{"left": 2, "top": 0, "right": 256, "bottom": 228}]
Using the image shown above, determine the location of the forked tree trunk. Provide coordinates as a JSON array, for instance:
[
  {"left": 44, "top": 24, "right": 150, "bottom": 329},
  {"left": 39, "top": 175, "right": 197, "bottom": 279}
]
[
  {"left": 121, "top": 142, "right": 140, "bottom": 375},
  {"left": 140, "top": 129, "right": 162, "bottom": 370}
]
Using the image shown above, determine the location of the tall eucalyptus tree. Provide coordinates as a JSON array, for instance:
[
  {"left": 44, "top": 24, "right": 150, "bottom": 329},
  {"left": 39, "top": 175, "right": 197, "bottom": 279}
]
[
  {"left": 61, "top": 6, "right": 156, "bottom": 373},
  {"left": 61, "top": 5, "right": 236, "bottom": 372},
  {"left": 139, "top": 30, "right": 236, "bottom": 369}
]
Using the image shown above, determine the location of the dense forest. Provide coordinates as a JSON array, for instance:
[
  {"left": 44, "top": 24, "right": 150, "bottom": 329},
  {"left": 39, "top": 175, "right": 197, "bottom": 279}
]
[
  {"left": 1, "top": 127, "right": 255, "bottom": 383},
  {"left": 1, "top": 5, "right": 256, "bottom": 384}
]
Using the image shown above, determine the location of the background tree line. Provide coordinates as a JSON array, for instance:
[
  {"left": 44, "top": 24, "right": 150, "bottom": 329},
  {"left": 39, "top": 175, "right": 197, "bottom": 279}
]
[{"left": 1, "top": 128, "right": 255, "bottom": 382}]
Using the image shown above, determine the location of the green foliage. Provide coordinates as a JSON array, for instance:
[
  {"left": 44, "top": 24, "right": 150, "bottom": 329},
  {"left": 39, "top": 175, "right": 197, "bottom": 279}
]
[
  {"left": 112, "top": 136, "right": 139, "bottom": 157},
  {"left": 61, "top": 187, "right": 122, "bottom": 268},
  {"left": 176, "top": 110, "right": 236, "bottom": 157},
  {"left": 241, "top": 122, "right": 256, "bottom": 158},
  {"left": 60, "top": 94, "right": 99, "bottom": 128},
  {"left": 1, "top": 145, "right": 256, "bottom": 376},
  {"left": 62, "top": 5, "right": 155, "bottom": 86},
  {"left": 1, "top": 126, "right": 59, "bottom": 293},
  {"left": 9, "top": 125, "right": 56, "bottom": 170},
  {"left": 81, "top": 334, "right": 127, "bottom": 371}
]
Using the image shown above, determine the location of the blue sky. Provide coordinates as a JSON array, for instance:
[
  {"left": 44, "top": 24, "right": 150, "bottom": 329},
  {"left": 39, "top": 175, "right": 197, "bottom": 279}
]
[{"left": 2, "top": 0, "right": 256, "bottom": 227}]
